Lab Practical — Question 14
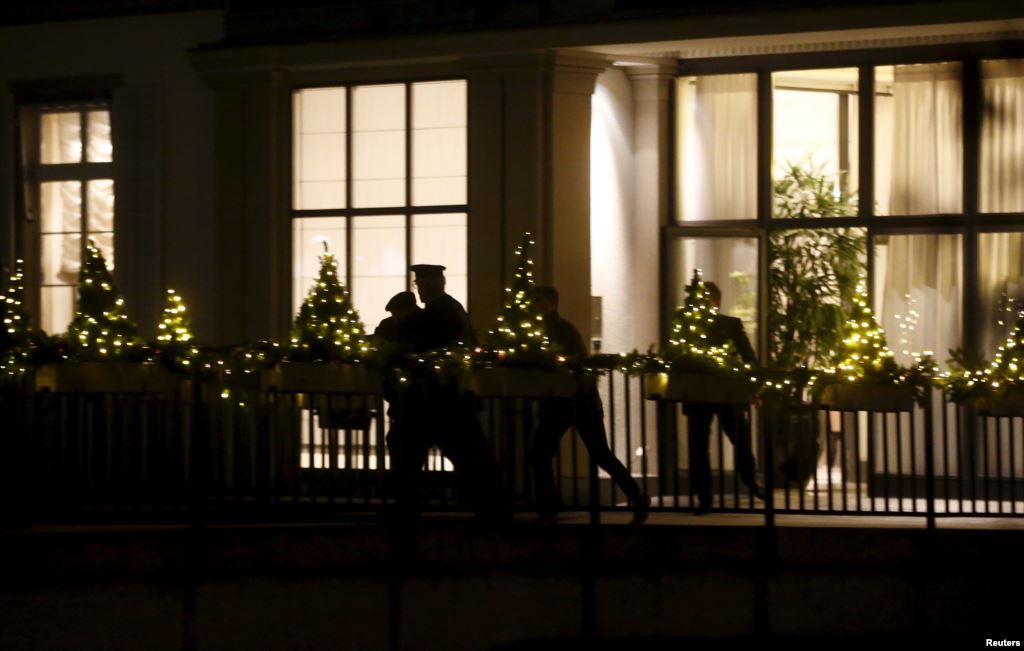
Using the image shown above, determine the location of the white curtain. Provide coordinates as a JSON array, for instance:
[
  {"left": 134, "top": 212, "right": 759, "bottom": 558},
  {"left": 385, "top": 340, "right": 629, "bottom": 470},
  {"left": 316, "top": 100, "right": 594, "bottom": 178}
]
[
  {"left": 979, "top": 60, "right": 1024, "bottom": 356},
  {"left": 879, "top": 63, "right": 963, "bottom": 363},
  {"left": 679, "top": 74, "right": 757, "bottom": 221}
]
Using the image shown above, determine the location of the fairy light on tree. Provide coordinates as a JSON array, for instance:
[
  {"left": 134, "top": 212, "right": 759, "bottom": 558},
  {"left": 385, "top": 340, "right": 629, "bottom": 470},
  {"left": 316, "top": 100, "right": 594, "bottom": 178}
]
[
  {"left": 484, "top": 232, "right": 551, "bottom": 363},
  {"left": 987, "top": 309, "right": 1024, "bottom": 390},
  {"left": 662, "top": 269, "right": 738, "bottom": 373},
  {"left": 1, "top": 259, "right": 32, "bottom": 378},
  {"left": 67, "top": 241, "right": 142, "bottom": 360},
  {"left": 834, "top": 275, "right": 901, "bottom": 383},
  {"left": 288, "top": 242, "right": 368, "bottom": 362},
  {"left": 155, "top": 289, "right": 199, "bottom": 369}
]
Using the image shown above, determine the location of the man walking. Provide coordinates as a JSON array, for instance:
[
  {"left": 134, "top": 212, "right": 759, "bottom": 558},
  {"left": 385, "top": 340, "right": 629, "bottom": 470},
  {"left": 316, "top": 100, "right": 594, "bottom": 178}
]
[{"left": 528, "top": 285, "right": 648, "bottom": 524}]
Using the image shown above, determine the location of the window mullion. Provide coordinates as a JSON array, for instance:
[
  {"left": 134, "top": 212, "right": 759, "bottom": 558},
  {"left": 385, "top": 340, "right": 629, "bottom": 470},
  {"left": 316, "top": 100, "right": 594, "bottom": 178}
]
[
  {"left": 405, "top": 82, "right": 413, "bottom": 292},
  {"left": 345, "top": 85, "right": 353, "bottom": 289}
]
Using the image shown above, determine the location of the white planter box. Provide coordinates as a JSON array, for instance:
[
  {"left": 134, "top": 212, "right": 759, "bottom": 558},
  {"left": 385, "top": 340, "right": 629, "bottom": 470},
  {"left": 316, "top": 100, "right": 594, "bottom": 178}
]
[
  {"left": 34, "top": 362, "right": 178, "bottom": 395},
  {"left": 818, "top": 383, "right": 916, "bottom": 412},
  {"left": 643, "top": 372, "right": 755, "bottom": 404},
  {"left": 262, "top": 362, "right": 382, "bottom": 395},
  {"left": 464, "top": 367, "right": 577, "bottom": 398},
  {"left": 975, "top": 389, "right": 1024, "bottom": 417}
]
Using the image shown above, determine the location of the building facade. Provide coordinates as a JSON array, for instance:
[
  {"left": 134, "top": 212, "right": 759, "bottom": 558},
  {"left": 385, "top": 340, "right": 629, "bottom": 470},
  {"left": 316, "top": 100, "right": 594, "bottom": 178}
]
[{"left": 2, "top": 0, "right": 1023, "bottom": 367}]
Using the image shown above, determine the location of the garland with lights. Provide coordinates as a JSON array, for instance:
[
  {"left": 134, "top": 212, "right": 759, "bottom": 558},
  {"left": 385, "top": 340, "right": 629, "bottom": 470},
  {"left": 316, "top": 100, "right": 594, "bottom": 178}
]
[
  {"left": 946, "top": 309, "right": 1024, "bottom": 404},
  {"left": 1, "top": 259, "right": 33, "bottom": 380},
  {"left": 66, "top": 242, "right": 144, "bottom": 361},
  {"left": 287, "top": 243, "right": 370, "bottom": 363},
  {"left": 153, "top": 289, "right": 200, "bottom": 372},
  {"left": 828, "top": 275, "right": 905, "bottom": 384}
]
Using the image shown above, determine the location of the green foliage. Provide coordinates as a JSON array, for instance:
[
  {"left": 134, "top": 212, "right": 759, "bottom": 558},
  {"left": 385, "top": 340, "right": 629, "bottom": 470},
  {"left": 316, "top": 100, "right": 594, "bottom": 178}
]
[
  {"left": 769, "top": 161, "right": 865, "bottom": 370},
  {"left": 662, "top": 269, "right": 743, "bottom": 374},
  {"left": 1, "top": 259, "right": 34, "bottom": 380},
  {"left": 483, "top": 233, "right": 555, "bottom": 368},
  {"left": 288, "top": 244, "right": 369, "bottom": 363},
  {"left": 153, "top": 289, "right": 200, "bottom": 372},
  {"left": 66, "top": 242, "right": 144, "bottom": 361}
]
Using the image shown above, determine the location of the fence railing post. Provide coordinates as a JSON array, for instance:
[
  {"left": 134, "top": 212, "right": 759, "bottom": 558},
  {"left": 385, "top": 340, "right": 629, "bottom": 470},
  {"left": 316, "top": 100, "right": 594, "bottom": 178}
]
[{"left": 924, "top": 387, "right": 936, "bottom": 531}]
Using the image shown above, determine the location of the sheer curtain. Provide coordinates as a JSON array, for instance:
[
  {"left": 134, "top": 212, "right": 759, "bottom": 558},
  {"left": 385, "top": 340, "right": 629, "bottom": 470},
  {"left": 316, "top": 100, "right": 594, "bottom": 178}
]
[
  {"left": 979, "top": 59, "right": 1024, "bottom": 356},
  {"left": 678, "top": 74, "right": 757, "bottom": 221},
  {"left": 879, "top": 63, "right": 963, "bottom": 363}
]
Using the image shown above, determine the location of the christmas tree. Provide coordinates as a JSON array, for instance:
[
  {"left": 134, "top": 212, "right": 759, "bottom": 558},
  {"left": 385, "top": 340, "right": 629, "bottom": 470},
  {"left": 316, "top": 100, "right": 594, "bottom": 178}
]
[
  {"left": 986, "top": 309, "right": 1024, "bottom": 390},
  {"left": 1, "top": 259, "right": 33, "bottom": 379},
  {"left": 662, "top": 269, "right": 737, "bottom": 373},
  {"left": 66, "top": 242, "right": 142, "bottom": 360},
  {"left": 155, "top": 289, "right": 199, "bottom": 370},
  {"left": 834, "top": 276, "right": 902, "bottom": 383},
  {"left": 484, "top": 232, "right": 552, "bottom": 365},
  {"left": 288, "top": 243, "right": 368, "bottom": 362}
]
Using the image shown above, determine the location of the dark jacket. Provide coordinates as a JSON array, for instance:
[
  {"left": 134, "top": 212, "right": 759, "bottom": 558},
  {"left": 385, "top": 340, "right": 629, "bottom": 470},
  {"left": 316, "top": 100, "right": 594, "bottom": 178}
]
[
  {"left": 706, "top": 314, "right": 757, "bottom": 365},
  {"left": 542, "top": 311, "right": 587, "bottom": 358},
  {"left": 414, "top": 293, "right": 474, "bottom": 351}
]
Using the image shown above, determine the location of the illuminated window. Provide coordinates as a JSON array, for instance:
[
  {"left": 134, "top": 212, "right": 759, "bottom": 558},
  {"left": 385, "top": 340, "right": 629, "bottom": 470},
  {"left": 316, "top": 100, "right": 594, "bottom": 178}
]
[
  {"left": 292, "top": 80, "right": 468, "bottom": 328},
  {"left": 669, "top": 47, "right": 1024, "bottom": 370},
  {"left": 25, "top": 104, "right": 115, "bottom": 335}
]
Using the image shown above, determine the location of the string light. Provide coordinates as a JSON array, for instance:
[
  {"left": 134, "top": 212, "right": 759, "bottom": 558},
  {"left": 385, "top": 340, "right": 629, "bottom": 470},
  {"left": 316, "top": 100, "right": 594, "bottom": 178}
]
[
  {"left": 66, "top": 241, "right": 142, "bottom": 361},
  {"left": 288, "top": 242, "right": 369, "bottom": 363},
  {"left": 155, "top": 289, "right": 199, "bottom": 370},
  {"left": 480, "top": 232, "right": 557, "bottom": 368},
  {"left": 1, "top": 259, "right": 32, "bottom": 380},
  {"left": 661, "top": 269, "right": 745, "bottom": 375},
  {"left": 828, "top": 275, "right": 906, "bottom": 385}
]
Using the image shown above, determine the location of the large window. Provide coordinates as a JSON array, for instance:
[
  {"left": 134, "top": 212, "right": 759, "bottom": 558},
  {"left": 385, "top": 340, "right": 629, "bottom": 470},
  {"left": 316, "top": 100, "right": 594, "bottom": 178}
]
[
  {"left": 291, "top": 80, "right": 468, "bottom": 328},
  {"left": 22, "top": 104, "right": 115, "bottom": 335},
  {"left": 672, "top": 47, "right": 1024, "bottom": 367}
]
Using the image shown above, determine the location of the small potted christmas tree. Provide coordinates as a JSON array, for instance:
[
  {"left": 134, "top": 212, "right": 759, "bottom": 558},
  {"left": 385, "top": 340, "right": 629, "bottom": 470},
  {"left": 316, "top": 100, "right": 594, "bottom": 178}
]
[
  {"left": 974, "top": 309, "right": 1024, "bottom": 416},
  {"left": 643, "top": 269, "right": 756, "bottom": 403},
  {"left": 263, "top": 243, "right": 380, "bottom": 427},
  {"left": 469, "top": 233, "right": 575, "bottom": 398},
  {"left": 817, "top": 276, "right": 917, "bottom": 412},
  {"left": 35, "top": 242, "right": 172, "bottom": 393}
]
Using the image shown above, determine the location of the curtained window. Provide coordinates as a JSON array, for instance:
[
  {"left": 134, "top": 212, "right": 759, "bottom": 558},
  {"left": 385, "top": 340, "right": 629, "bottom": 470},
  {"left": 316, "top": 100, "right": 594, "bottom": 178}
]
[
  {"left": 291, "top": 80, "right": 468, "bottom": 328},
  {"left": 22, "top": 105, "right": 115, "bottom": 335}
]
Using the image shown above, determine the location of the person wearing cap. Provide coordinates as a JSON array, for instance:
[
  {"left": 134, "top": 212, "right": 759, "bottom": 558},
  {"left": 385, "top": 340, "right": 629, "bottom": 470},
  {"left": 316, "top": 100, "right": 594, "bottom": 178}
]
[
  {"left": 409, "top": 263, "right": 474, "bottom": 350},
  {"left": 528, "top": 285, "right": 649, "bottom": 524},
  {"left": 684, "top": 281, "right": 764, "bottom": 515},
  {"left": 389, "top": 264, "right": 509, "bottom": 522},
  {"left": 374, "top": 291, "right": 421, "bottom": 346}
]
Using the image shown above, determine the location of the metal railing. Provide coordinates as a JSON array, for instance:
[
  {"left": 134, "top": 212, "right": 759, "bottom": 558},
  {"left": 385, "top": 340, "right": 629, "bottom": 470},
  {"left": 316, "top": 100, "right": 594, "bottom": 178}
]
[{"left": 3, "top": 369, "right": 1023, "bottom": 526}]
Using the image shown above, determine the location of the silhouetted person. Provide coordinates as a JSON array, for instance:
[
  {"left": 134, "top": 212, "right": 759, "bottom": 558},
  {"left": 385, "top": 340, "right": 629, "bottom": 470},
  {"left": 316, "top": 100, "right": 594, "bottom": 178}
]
[
  {"left": 389, "top": 264, "right": 508, "bottom": 521},
  {"left": 374, "top": 291, "right": 421, "bottom": 348},
  {"left": 528, "top": 285, "right": 649, "bottom": 524},
  {"left": 685, "top": 281, "right": 764, "bottom": 515}
]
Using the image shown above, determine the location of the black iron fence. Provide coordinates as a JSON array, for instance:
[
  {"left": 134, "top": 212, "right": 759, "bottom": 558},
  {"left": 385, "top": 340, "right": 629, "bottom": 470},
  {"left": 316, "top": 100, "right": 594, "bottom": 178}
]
[{"left": 3, "top": 368, "right": 1023, "bottom": 526}]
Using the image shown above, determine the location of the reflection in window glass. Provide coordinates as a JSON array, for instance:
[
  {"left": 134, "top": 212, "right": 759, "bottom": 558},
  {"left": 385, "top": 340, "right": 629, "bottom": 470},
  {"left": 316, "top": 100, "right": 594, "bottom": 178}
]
[
  {"left": 292, "top": 88, "right": 347, "bottom": 210},
  {"left": 353, "top": 85, "right": 406, "bottom": 208},
  {"left": 412, "top": 80, "right": 467, "bottom": 206},
  {"left": 351, "top": 215, "right": 406, "bottom": 327},
  {"left": 874, "top": 234, "right": 962, "bottom": 365},
  {"left": 978, "top": 232, "right": 1024, "bottom": 357},
  {"left": 668, "top": 237, "right": 759, "bottom": 353},
  {"left": 292, "top": 217, "right": 348, "bottom": 317},
  {"left": 875, "top": 63, "right": 962, "bottom": 215},
  {"left": 675, "top": 74, "right": 757, "bottom": 221},
  {"left": 981, "top": 59, "right": 1024, "bottom": 213},
  {"left": 412, "top": 213, "right": 467, "bottom": 309},
  {"left": 772, "top": 68, "right": 859, "bottom": 217},
  {"left": 40, "top": 112, "right": 81, "bottom": 164}
]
